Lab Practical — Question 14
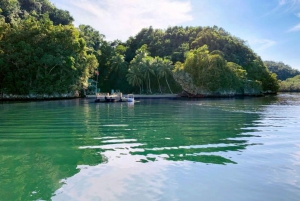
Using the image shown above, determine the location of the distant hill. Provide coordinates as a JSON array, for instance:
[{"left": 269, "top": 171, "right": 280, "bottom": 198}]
[
  {"left": 124, "top": 26, "right": 279, "bottom": 94},
  {"left": 264, "top": 61, "right": 300, "bottom": 81}
]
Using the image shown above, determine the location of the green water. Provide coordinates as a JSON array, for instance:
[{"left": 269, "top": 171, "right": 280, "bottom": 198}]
[{"left": 1, "top": 93, "right": 300, "bottom": 201}]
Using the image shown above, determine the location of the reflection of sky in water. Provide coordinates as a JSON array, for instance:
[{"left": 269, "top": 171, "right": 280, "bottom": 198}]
[
  {"left": 1, "top": 94, "right": 300, "bottom": 201},
  {"left": 52, "top": 95, "right": 300, "bottom": 201}
]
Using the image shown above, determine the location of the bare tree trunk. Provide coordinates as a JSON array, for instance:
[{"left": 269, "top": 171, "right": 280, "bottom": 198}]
[
  {"left": 148, "top": 74, "right": 152, "bottom": 94},
  {"left": 144, "top": 80, "right": 149, "bottom": 94},
  {"left": 157, "top": 77, "right": 162, "bottom": 93},
  {"left": 165, "top": 77, "right": 173, "bottom": 94}
]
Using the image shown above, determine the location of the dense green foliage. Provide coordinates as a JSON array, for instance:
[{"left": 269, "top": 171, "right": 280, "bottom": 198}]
[
  {"left": 78, "top": 25, "right": 130, "bottom": 93},
  {"left": 0, "top": 0, "right": 73, "bottom": 25},
  {"left": 124, "top": 26, "right": 279, "bottom": 94},
  {"left": 126, "top": 45, "right": 176, "bottom": 94},
  {"left": 0, "top": 1, "right": 97, "bottom": 96},
  {"left": 1, "top": 1, "right": 280, "bottom": 96},
  {"left": 125, "top": 26, "right": 253, "bottom": 65},
  {"left": 174, "top": 45, "right": 247, "bottom": 94},
  {"left": 264, "top": 60, "right": 300, "bottom": 81},
  {"left": 279, "top": 75, "right": 300, "bottom": 92}
]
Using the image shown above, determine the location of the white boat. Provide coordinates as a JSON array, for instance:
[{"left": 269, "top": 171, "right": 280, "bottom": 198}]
[{"left": 123, "top": 94, "right": 134, "bottom": 102}]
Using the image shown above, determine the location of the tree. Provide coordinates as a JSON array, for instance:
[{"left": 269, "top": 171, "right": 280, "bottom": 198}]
[
  {"left": 141, "top": 56, "right": 154, "bottom": 94},
  {"left": 173, "top": 45, "right": 250, "bottom": 95},
  {"left": 152, "top": 57, "right": 163, "bottom": 93},
  {"left": 0, "top": 15, "right": 98, "bottom": 95},
  {"left": 111, "top": 54, "right": 127, "bottom": 73},
  {"left": 127, "top": 45, "right": 150, "bottom": 94},
  {"left": 159, "top": 58, "right": 174, "bottom": 94},
  {"left": 0, "top": 0, "right": 21, "bottom": 25},
  {"left": 126, "top": 65, "right": 143, "bottom": 94}
]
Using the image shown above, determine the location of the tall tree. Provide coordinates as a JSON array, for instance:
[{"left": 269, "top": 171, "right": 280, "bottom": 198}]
[
  {"left": 141, "top": 56, "right": 154, "bottom": 94},
  {"left": 126, "top": 65, "right": 143, "bottom": 94},
  {"left": 152, "top": 57, "right": 163, "bottom": 94},
  {"left": 159, "top": 58, "right": 174, "bottom": 94}
]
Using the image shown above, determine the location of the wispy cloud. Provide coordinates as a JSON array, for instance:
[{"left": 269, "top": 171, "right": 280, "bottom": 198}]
[
  {"left": 53, "top": 0, "right": 193, "bottom": 41},
  {"left": 272, "top": 0, "right": 300, "bottom": 13},
  {"left": 274, "top": 0, "right": 300, "bottom": 32},
  {"left": 279, "top": 0, "right": 300, "bottom": 6},
  {"left": 249, "top": 38, "right": 276, "bottom": 51},
  {"left": 288, "top": 23, "right": 300, "bottom": 31},
  {"left": 279, "top": 0, "right": 287, "bottom": 6}
]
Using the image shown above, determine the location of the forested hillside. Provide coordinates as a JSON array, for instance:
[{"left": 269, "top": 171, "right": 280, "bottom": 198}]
[
  {"left": 0, "top": 0, "right": 98, "bottom": 97},
  {"left": 0, "top": 1, "right": 280, "bottom": 98},
  {"left": 124, "top": 26, "right": 279, "bottom": 95},
  {"left": 264, "top": 61, "right": 300, "bottom": 81}
]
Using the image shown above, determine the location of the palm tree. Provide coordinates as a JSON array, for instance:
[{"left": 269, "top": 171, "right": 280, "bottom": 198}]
[
  {"left": 127, "top": 44, "right": 154, "bottom": 94},
  {"left": 141, "top": 56, "right": 154, "bottom": 94},
  {"left": 153, "top": 57, "right": 163, "bottom": 93},
  {"left": 126, "top": 65, "right": 143, "bottom": 94},
  {"left": 159, "top": 59, "right": 174, "bottom": 94},
  {"left": 111, "top": 53, "right": 126, "bottom": 73}
]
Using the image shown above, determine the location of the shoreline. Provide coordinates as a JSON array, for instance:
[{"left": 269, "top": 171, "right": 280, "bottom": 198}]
[
  {"left": 86, "top": 94, "right": 180, "bottom": 100},
  {"left": 0, "top": 97, "right": 79, "bottom": 102},
  {"left": 0, "top": 93, "right": 280, "bottom": 102}
]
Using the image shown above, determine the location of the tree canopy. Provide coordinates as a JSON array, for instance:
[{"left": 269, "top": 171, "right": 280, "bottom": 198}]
[
  {"left": 279, "top": 75, "right": 300, "bottom": 92},
  {"left": 126, "top": 45, "right": 176, "bottom": 94},
  {"left": 0, "top": 0, "right": 73, "bottom": 25},
  {"left": 173, "top": 45, "right": 247, "bottom": 95},
  {"left": 264, "top": 60, "right": 300, "bottom": 81},
  {"left": 124, "top": 26, "right": 279, "bottom": 95},
  {"left": 0, "top": 12, "right": 97, "bottom": 96},
  {"left": 0, "top": 2, "right": 281, "bottom": 97}
]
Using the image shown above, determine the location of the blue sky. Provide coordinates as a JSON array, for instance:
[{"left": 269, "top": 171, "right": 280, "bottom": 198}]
[{"left": 50, "top": 0, "right": 300, "bottom": 70}]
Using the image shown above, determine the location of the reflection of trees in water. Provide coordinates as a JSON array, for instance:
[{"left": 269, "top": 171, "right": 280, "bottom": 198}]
[
  {"left": 107, "top": 98, "right": 278, "bottom": 164},
  {"left": 0, "top": 97, "right": 279, "bottom": 200},
  {"left": 0, "top": 100, "right": 106, "bottom": 201}
]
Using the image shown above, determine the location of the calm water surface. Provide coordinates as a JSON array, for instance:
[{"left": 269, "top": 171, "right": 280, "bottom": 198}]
[{"left": 1, "top": 93, "right": 300, "bottom": 201}]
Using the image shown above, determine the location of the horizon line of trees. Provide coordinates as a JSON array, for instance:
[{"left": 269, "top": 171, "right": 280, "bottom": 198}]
[
  {"left": 279, "top": 74, "right": 300, "bottom": 92},
  {"left": 264, "top": 60, "right": 300, "bottom": 81}
]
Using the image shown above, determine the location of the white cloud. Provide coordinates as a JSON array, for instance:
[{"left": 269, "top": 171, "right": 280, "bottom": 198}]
[
  {"left": 249, "top": 38, "right": 276, "bottom": 51},
  {"left": 53, "top": 0, "right": 193, "bottom": 41},
  {"left": 288, "top": 23, "right": 300, "bottom": 31},
  {"left": 279, "top": 0, "right": 287, "bottom": 6}
]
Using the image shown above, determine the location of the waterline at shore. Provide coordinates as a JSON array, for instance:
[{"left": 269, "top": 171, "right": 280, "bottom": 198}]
[{"left": 86, "top": 94, "right": 180, "bottom": 99}]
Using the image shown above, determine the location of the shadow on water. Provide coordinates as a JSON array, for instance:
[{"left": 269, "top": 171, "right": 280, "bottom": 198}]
[
  {"left": 0, "top": 96, "right": 281, "bottom": 200},
  {"left": 0, "top": 100, "right": 108, "bottom": 201}
]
